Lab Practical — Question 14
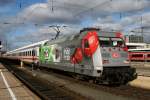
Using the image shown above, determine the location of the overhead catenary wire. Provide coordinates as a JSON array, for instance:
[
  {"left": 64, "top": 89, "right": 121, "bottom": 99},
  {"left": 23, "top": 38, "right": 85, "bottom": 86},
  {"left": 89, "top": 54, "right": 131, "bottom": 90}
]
[{"left": 73, "top": 0, "right": 113, "bottom": 17}]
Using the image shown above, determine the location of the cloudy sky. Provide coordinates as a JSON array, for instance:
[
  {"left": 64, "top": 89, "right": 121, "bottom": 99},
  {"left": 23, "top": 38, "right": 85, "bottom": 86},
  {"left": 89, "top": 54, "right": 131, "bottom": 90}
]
[{"left": 0, "top": 0, "right": 150, "bottom": 50}]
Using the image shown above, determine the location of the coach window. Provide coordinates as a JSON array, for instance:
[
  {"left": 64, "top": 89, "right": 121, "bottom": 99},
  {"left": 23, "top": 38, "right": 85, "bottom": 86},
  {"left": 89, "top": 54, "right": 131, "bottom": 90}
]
[
  {"left": 132, "top": 54, "right": 143, "bottom": 57},
  {"left": 30, "top": 51, "right": 31, "bottom": 56},
  {"left": 28, "top": 51, "right": 29, "bottom": 56},
  {"left": 55, "top": 49, "right": 60, "bottom": 59},
  {"left": 30, "top": 50, "right": 32, "bottom": 56},
  {"left": 32, "top": 50, "right": 35, "bottom": 56},
  {"left": 148, "top": 54, "right": 150, "bottom": 57},
  {"left": 35, "top": 50, "right": 36, "bottom": 56}
]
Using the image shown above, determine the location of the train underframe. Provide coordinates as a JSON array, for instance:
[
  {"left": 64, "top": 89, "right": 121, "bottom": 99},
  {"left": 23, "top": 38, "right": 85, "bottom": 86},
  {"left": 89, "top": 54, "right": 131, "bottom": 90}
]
[
  {"left": 98, "top": 67, "right": 137, "bottom": 85},
  {"left": 65, "top": 66, "right": 137, "bottom": 85},
  {"left": 7, "top": 58, "right": 136, "bottom": 85}
]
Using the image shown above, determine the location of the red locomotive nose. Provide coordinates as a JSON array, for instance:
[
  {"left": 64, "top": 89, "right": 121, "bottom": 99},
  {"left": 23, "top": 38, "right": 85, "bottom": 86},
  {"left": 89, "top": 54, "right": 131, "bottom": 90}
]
[{"left": 112, "top": 52, "right": 120, "bottom": 58}]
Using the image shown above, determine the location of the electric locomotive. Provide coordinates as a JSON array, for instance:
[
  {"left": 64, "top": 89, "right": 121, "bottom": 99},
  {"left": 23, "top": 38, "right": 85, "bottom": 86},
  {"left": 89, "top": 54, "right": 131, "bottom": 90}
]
[{"left": 38, "top": 28, "right": 137, "bottom": 84}]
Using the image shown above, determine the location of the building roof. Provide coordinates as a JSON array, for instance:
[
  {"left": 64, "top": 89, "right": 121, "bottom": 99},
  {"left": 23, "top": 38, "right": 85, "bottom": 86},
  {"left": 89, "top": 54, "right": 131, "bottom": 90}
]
[
  {"left": 128, "top": 48, "right": 150, "bottom": 51},
  {"left": 126, "top": 43, "right": 146, "bottom": 46}
]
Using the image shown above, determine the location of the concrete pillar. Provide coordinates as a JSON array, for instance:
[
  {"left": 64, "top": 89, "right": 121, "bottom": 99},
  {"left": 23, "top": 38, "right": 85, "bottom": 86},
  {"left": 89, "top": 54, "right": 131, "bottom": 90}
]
[
  {"left": 20, "top": 60, "right": 24, "bottom": 68},
  {"left": 31, "top": 63, "right": 34, "bottom": 71}
]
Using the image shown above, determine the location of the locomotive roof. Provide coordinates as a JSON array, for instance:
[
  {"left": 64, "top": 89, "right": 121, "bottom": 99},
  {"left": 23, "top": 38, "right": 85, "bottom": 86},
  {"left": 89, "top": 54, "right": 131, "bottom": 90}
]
[
  {"left": 79, "top": 28, "right": 122, "bottom": 37},
  {"left": 45, "top": 29, "right": 123, "bottom": 45}
]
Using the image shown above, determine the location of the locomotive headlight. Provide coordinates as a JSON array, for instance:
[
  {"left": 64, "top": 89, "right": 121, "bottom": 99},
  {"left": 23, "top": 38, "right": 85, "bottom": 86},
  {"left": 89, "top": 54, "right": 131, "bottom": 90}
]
[
  {"left": 103, "top": 59, "right": 109, "bottom": 64},
  {"left": 123, "top": 60, "right": 129, "bottom": 64}
]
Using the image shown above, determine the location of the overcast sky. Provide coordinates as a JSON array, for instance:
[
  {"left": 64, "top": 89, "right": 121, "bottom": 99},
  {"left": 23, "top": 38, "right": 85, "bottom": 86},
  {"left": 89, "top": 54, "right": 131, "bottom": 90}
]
[{"left": 0, "top": 0, "right": 150, "bottom": 50}]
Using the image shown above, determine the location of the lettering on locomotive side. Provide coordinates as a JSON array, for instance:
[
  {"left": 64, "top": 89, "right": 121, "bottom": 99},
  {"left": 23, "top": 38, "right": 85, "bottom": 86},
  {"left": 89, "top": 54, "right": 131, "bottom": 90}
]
[{"left": 63, "top": 48, "right": 70, "bottom": 60}]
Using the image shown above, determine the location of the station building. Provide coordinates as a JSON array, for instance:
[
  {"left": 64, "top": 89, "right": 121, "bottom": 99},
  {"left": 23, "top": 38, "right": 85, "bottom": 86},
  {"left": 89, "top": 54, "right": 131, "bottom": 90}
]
[{"left": 124, "top": 35, "right": 148, "bottom": 49}]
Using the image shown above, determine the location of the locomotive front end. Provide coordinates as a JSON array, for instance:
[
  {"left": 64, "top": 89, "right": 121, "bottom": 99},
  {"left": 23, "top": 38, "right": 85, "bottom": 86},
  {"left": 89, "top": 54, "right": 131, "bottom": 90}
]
[{"left": 98, "top": 32, "right": 137, "bottom": 84}]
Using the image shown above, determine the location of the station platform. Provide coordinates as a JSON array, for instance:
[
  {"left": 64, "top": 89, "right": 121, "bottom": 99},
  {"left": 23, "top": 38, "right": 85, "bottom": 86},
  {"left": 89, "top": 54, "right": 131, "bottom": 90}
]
[
  {"left": 0, "top": 63, "right": 40, "bottom": 100},
  {"left": 129, "top": 76, "right": 150, "bottom": 90}
]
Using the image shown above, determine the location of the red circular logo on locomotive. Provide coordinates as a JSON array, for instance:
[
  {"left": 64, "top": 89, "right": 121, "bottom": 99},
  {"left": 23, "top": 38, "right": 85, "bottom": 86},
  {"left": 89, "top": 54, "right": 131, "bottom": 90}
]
[{"left": 112, "top": 52, "right": 120, "bottom": 58}]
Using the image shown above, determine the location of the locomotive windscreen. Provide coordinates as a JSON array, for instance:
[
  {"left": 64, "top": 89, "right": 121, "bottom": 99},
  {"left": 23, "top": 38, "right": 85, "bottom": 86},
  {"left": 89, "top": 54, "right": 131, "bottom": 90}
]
[{"left": 99, "top": 37, "right": 124, "bottom": 47}]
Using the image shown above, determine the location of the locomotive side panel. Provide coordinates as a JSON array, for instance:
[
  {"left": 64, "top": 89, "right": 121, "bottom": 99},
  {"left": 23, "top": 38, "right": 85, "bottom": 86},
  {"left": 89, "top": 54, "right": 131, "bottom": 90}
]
[{"left": 39, "top": 34, "right": 100, "bottom": 77}]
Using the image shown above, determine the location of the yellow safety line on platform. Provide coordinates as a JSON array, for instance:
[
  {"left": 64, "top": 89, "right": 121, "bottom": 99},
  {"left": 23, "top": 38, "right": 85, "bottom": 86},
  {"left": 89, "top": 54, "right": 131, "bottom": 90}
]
[{"left": 0, "top": 69, "right": 17, "bottom": 100}]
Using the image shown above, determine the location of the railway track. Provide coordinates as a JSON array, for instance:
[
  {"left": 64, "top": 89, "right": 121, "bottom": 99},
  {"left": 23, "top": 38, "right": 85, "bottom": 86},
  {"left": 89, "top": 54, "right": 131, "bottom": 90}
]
[
  {"left": 24, "top": 63, "right": 150, "bottom": 100},
  {"left": 0, "top": 59, "right": 85, "bottom": 100},
  {"left": 131, "top": 62, "right": 150, "bottom": 77},
  {"left": 47, "top": 72, "right": 150, "bottom": 100},
  {"left": 1, "top": 59, "right": 150, "bottom": 100}
]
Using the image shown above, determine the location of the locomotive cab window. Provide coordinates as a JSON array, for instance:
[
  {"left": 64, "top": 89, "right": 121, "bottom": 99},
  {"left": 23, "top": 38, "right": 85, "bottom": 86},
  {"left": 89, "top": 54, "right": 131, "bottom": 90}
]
[
  {"left": 99, "top": 37, "right": 110, "bottom": 47},
  {"left": 111, "top": 38, "right": 124, "bottom": 47},
  {"left": 99, "top": 37, "right": 124, "bottom": 47}
]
